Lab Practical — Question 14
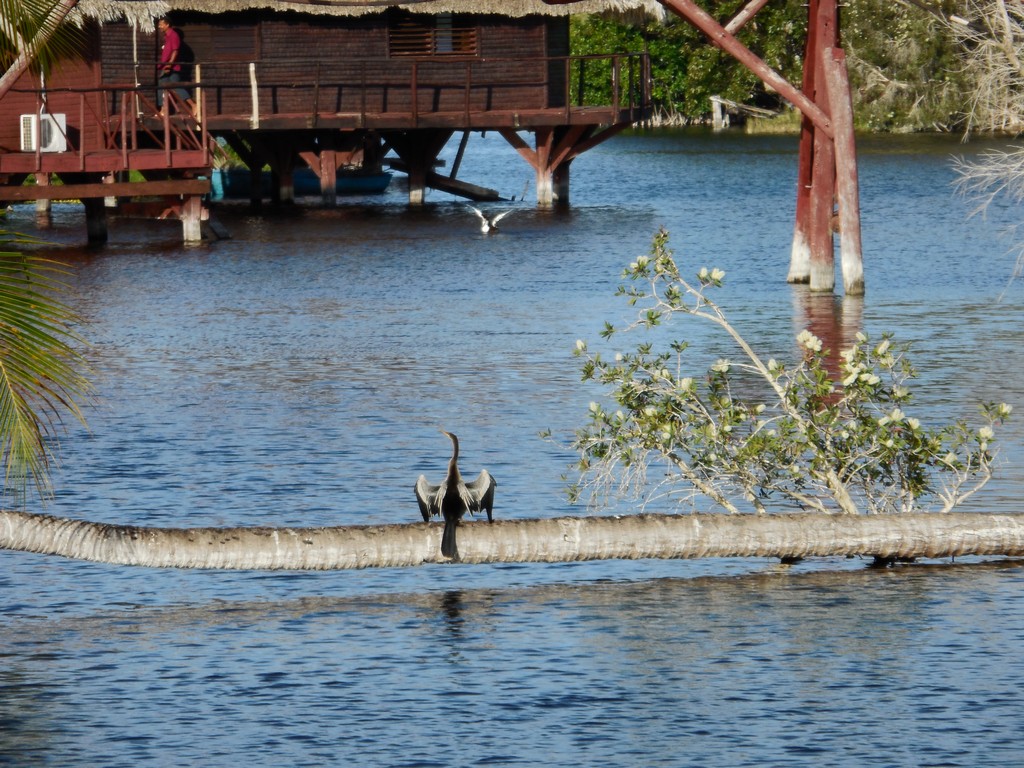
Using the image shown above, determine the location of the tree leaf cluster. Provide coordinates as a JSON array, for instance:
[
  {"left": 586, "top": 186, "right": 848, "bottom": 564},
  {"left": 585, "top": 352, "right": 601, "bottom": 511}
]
[
  {"left": 572, "top": 0, "right": 972, "bottom": 130},
  {"left": 571, "top": 1, "right": 806, "bottom": 123},
  {"left": 570, "top": 229, "right": 1009, "bottom": 516},
  {"left": 842, "top": 0, "right": 968, "bottom": 131}
]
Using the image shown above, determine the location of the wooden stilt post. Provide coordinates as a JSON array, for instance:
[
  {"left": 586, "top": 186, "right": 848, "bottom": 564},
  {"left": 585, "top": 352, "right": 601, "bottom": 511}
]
[
  {"left": 222, "top": 133, "right": 264, "bottom": 210},
  {"left": 789, "top": 115, "right": 813, "bottom": 284},
  {"left": 535, "top": 165, "right": 570, "bottom": 207},
  {"left": 450, "top": 130, "right": 470, "bottom": 179},
  {"left": 181, "top": 195, "right": 203, "bottom": 244},
  {"left": 536, "top": 127, "right": 577, "bottom": 207},
  {"left": 408, "top": 164, "right": 427, "bottom": 205},
  {"left": 551, "top": 161, "right": 570, "bottom": 206},
  {"left": 362, "top": 133, "right": 385, "bottom": 174},
  {"left": 501, "top": 127, "right": 588, "bottom": 208},
  {"left": 249, "top": 167, "right": 263, "bottom": 209},
  {"left": 271, "top": 154, "right": 295, "bottom": 205},
  {"left": 711, "top": 95, "right": 728, "bottom": 130},
  {"left": 82, "top": 197, "right": 108, "bottom": 246},
  {"left": 248, "top": 132, "right": 297, "bottom": 205},
  {"left": 805, "top": 0, "right": 838, "bottom": 292},
  {"left": 320, "top": 148, "right": 337, "bottom": 206},
  {"left": 808, "top": 122, "right": 836, "bottom": 292},
  {"left": 535, "top": 128, "right": 556, "bottom": 207},
  {"left": 34, "top": 173, "right": 52, "bottom": 227},
  {"left": 788, "top": 0, "right": 820, "bottom": 285},
  {"left": 386, "top": 130, "right": 453, "bottom": 206},
  {"left": 823, "top": 47, "right": 864, "bottom": 296}
]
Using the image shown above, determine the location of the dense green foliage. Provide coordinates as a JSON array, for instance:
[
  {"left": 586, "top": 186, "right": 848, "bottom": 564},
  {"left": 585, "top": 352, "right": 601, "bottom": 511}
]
[
  {"left": 571, "top": 0, "right": 971, "bottom": 130},
  {"left": 571, "top": 2, "right": 806, "bottom": 122},
  {"left": 842, "top": 0, "right": 967, "bottom": 131}
]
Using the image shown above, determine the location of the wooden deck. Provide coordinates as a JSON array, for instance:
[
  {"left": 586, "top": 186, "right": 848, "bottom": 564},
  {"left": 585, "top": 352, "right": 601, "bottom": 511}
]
[
  {"left": 188, "top": 53, "right": 650, "bottom": 130},
  {"left": 0, "top": 51, "right": 649, "bottom": 187},
  {"left": 199, "top": 105, "right": 645, "bottom": 131},
  {"left": 0, "top": 51, "right": 651, "bottom": 240},
  {"left": 0, "top": 87, "right": 214, "bottom": 191},
  {"left": 0, "top": 148, "right": 211, "bottom": 177}
]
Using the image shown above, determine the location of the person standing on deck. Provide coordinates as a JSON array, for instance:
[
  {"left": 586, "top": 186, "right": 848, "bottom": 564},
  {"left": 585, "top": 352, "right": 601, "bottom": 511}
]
[{"left": 156, "top": 17, "right": 195, "bottom": 116}]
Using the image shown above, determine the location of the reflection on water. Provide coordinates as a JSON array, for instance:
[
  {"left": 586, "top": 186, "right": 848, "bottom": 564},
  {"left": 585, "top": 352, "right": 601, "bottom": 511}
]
[
  {"left": 3, "top": 560, "right": 1024, "bottom": 766},
  {"left": 2, "top": 129, "right": 1023, "bottom": 766},
  {"left": 792, "top": 291, "right": 864, "bottom": 382}
]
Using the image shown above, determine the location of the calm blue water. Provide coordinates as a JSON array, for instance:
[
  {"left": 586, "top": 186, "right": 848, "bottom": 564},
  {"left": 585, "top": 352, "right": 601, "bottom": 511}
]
[{"left": 2, "top": 129, "right": 1023, "bottom": 766}]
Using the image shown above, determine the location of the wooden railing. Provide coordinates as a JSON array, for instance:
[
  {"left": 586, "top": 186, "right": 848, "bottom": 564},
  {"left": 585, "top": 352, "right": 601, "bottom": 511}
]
[
  {"left": 2, "top": 51, "right": 649, "bottom": 173},
  {"left": 4, "top": 85, "right": 214, "bottom": 169},
  {"left": 184, "top": 52, "right": 651, "bottom": 127}
]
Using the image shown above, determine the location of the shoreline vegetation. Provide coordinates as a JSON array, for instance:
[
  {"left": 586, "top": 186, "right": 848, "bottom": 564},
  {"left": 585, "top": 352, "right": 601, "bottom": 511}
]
[{"left": 572, "top": 1, "right": 1020, "bottom": 136}]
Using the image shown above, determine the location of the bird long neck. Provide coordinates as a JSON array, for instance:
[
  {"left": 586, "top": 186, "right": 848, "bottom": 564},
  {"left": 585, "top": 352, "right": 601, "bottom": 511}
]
[{"left": 446, "top": 433, "right": 462, "bottom": 482}]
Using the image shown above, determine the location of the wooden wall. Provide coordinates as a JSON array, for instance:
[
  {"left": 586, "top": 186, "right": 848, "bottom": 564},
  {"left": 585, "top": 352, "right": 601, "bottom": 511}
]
[
  {"left": 0, "top": 27, "right": 104, "bottom": 155},
  {"left": 98, "top": 11, "right": 570, "bottom": 118},
  {"left": 0, "top": 10, "right": 575, "bottom": 156}
]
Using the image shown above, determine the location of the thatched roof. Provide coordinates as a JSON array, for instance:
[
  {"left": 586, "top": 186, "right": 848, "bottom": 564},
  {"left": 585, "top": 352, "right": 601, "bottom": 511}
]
[{"left": 74, "top": 0, "right": 664, "bottom": 24}]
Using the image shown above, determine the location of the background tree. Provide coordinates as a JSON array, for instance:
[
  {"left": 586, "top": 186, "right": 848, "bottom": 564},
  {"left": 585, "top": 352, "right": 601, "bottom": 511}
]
[
  {"left": 842, "top": 0, "right": 968, "bottom": 131},
  {"left": 938, "top": 1, "right": 1024, "bottom": 276},
  {"left": 572, "top": 1, "right": 807, "bottom": 123}
]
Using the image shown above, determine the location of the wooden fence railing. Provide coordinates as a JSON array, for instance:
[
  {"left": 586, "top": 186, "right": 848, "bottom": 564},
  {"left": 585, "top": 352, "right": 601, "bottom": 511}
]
[{"left": 166, "top": 52, "right": 651, "bottom": 127}]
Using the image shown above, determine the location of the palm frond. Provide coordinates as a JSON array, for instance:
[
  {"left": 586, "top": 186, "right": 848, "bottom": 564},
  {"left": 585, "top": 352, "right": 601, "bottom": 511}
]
[
  {"left": 0, "top": 0, "right": 86, "bottom": 75},
  {"left": 0, "top": 233, "right": 91, "bottom": 501}
]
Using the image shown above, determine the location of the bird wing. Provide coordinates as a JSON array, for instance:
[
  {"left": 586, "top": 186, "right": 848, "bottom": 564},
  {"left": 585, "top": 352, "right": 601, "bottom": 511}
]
[
  {"left": 463, "top": 470, "right": 496, "bottom": 522},
  {"left": 415, "top": 474, "right": 440, "bottom": 522},
  {"left": 468, "top": 205, "right": 486, "bottom": 223},
  {"left": 491, "top": 210, "right": 515, "bottom": 225}
]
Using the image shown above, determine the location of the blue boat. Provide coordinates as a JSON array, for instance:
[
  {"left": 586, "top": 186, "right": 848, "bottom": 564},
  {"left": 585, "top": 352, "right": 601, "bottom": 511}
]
[{"left": 210, "top": 167, "right": 392, "bottom": 200}]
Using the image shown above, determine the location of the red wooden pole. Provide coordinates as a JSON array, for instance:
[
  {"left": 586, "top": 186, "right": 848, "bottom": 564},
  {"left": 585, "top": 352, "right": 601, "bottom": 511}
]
[
  {"left": 823, "top": 47, "right": 864, "bottom": 296},
  {"left": 808, "top": 113, "right": 836, "bottom": 292},
  {"left": 655, "top": 0, "right": 832, "bottom": 138},
  {"left": 806, "top": 0, "right": 838, "bottom": 292},
  {"left": 320, "top": 148, "right": 337, "bottom": 206},
  {"left": 725, "top": 0, "right": 773, "bottom": 34},
  {"left": 788, "top": 0, "right": 820, "bottom": 285}
]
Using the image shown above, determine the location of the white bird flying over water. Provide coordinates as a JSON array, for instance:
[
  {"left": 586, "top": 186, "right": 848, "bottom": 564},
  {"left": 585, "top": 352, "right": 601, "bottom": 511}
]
[{"left": 468, "top": 205, "right": 515, "bottom": 234}]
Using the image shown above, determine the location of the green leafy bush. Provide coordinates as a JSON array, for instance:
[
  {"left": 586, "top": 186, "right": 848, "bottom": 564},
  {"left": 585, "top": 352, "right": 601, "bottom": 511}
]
[{"left": 570, "top": 229, "right": 1010, "bottom": 515}]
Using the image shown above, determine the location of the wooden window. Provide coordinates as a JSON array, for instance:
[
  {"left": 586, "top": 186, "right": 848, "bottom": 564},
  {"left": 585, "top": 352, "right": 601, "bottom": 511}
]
[{"left": 388, "top": 12, "right": 478, "bottom": 56}]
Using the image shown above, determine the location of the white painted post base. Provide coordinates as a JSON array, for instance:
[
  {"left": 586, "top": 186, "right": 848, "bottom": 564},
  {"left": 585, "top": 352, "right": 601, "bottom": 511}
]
[
  {"left": 181, "top": 196, "right": 203, "bottom": 244},
  {"left": 536, "top": 165, "right": 569, "bottom": 208},
  {"left": 788, "top": 228, "right": 811, "bottom": 284}
]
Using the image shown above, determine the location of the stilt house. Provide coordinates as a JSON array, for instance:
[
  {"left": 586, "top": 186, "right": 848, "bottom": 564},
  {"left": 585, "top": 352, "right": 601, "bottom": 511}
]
[{"left": 0, "top": 0, "right": 657, "bottom": 242}]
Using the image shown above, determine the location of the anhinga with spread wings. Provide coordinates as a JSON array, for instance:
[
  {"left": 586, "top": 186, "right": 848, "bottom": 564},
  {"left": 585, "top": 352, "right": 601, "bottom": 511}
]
[{"left": 415, "top": 430, "right": 496, "bottom": 561}]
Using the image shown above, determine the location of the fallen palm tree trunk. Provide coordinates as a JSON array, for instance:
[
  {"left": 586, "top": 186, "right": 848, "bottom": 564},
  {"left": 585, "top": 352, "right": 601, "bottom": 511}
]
[{"left": 3, "top": 510, "right": 1024, "bottom": 570}]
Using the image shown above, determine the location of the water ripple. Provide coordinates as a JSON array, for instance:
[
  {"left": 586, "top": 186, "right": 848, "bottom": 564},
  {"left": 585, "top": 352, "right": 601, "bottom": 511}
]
[{"left": 3, "top": 131, "right": 1024, "bottom": 766}]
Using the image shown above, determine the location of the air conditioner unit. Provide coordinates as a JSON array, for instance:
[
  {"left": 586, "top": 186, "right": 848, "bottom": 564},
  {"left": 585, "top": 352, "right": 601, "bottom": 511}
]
[{"left": 20, "top": 113, "right": 67, "bottom": 153}]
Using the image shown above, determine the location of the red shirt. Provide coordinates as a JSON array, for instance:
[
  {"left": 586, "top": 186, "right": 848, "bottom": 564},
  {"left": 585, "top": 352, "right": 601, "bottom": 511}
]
[{"left": 159, "top": 26, "right": 181, "bottom": 73}]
